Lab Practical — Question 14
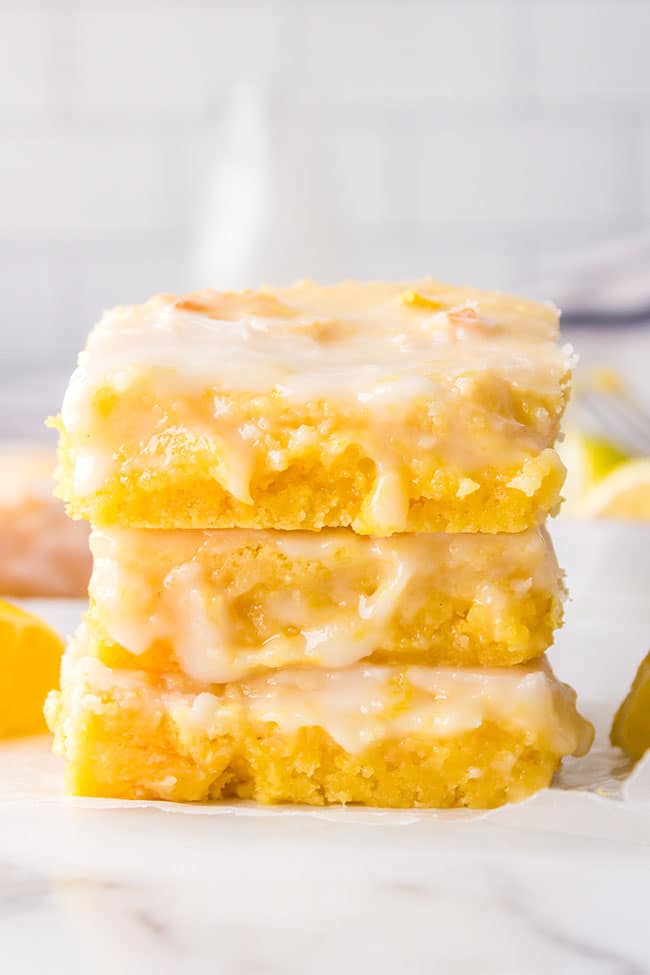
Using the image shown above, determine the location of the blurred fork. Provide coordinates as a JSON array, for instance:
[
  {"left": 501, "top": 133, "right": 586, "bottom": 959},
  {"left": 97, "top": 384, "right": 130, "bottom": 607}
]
[{"left": 577, "top": 388, "right": 650, "bottom": 457}]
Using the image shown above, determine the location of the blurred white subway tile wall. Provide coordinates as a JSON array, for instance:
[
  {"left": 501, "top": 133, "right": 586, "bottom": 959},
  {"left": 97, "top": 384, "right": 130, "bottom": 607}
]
[{"left": 1, "top": 0, "right": 649, "bottom": 378}]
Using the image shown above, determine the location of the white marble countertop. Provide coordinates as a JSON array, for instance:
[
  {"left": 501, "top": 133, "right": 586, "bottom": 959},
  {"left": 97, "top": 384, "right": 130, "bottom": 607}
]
[
  {"left": 2, "top": 521, "right": 650, "bottom": 974},
  {"left": 1, "top": 788, "right": 649, "bottom": 975}
]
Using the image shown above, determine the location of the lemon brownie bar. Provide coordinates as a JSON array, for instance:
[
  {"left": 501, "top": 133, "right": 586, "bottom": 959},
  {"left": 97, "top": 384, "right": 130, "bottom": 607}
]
[
  {"left": 88, "top": 525, "right": 563, "bottom": 680},
  {"left": 46, "top": 626, "right": 592, "bottom": 807},
  {"left": 54, "top": 280, "right": 570, "bottom": 534},
  {"left": 0, "top": 445, "right": 90, "bottom": 597}
]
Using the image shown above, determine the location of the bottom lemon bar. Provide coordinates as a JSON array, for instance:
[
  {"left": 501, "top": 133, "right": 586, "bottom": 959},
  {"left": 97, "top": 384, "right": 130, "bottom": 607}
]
[{"left": 46, "top": 626, "right": 592, "bottom": 808}]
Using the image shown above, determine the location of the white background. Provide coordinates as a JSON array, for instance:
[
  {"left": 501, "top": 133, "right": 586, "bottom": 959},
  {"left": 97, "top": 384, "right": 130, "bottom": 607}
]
[{"left": 1, "top": 0, "right": 649, "bottom": 377}]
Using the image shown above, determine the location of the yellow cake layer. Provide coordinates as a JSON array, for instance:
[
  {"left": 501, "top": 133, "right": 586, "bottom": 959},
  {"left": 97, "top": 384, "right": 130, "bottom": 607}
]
[
  {"left": 89, "top": 525, "right": 564, "bottom": 681},
  {"left": 54, "top": 280, "right": 570, "bottom": 533},
  {"left": 46, "top": 627, "right": 593, "bottom": 808}
]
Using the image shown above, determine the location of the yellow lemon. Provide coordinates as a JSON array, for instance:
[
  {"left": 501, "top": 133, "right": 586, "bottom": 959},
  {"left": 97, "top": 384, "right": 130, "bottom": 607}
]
[
  {"left": 560, "top": 429, "right": 629, "bottom": 511},
  {"left": 578, "top": 458, "right": 650, "bottom": 520},
  {"left": 398, "top": 289, "right": 445, "bottom": 311},
  {"left": 0, "top": 600, "right": 63, "bottom": 737},
  {"left": 611, "top": 651, "right": 650, "bottom": 760}
]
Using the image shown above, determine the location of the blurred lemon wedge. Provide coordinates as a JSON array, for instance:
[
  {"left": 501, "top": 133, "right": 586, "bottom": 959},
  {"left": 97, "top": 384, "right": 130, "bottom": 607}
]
[
  {"left": 577, "top": 458, "right": 650, "bottom": 520},
  {"left": 560, "top": 430, "right": 629, "bottom": 511},
  {"left": 611, "top": 651, "right": 650, "bottom": 760},
  {"left": 0, "top": 600, "right": 63, "bottom": 737}
]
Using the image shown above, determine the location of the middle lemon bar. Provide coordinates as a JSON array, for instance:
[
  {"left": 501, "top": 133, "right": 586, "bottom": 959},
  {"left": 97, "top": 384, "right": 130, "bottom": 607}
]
[{"left": 88, "top": 524, "right": 563, "bottom": 682}]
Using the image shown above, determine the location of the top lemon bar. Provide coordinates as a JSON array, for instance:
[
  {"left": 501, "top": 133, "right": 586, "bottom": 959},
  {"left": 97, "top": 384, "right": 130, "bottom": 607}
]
[{"left": 54, "top": 279, "right": 570, "bottom": 534}]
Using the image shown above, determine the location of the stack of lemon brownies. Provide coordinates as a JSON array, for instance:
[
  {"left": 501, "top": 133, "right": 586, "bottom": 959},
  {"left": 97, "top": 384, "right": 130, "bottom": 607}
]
[{"left": 46, "top": 280, "right": 593, "bottom": 808}]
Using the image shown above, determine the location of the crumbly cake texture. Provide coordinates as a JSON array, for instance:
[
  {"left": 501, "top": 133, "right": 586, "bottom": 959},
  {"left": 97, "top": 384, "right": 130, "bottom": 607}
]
[
  {"left": 88, "top": 525, "right": 564, "bottom": 680},
  {"left": 53, "top": 280, "right": 570, "bottom": 534},
  {"left": 46, "top": 627, "right": 593, "bottom": 808}
]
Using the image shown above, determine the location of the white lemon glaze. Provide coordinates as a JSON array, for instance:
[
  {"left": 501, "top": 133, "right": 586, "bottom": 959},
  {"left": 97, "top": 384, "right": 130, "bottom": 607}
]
[{"left": 63, "top": 282, "right": 566, "bottom": 409}]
